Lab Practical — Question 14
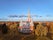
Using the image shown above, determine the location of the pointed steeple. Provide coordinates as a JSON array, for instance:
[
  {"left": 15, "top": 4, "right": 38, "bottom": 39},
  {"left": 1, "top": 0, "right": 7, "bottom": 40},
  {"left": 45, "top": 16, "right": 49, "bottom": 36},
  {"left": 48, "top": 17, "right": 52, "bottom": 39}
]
[
  {"left": 27, "top": 8, "right": 34, "bottom": 26},
  {"left": 27, "top": 8, "right": 31, "bottom": 22}
]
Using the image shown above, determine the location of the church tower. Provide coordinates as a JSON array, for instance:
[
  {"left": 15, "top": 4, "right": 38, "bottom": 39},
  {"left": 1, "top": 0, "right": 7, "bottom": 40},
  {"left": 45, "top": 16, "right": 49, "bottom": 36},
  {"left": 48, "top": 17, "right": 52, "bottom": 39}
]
[{"left": 27, "top": 9, "right": 34, "bottom": 30}]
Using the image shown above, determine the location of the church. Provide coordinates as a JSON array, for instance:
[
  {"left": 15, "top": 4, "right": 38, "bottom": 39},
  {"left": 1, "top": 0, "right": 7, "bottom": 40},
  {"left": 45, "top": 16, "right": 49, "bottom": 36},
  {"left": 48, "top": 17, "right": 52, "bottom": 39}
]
[{"left": 18, "top": 10, "right": 34, "bottom": 33}]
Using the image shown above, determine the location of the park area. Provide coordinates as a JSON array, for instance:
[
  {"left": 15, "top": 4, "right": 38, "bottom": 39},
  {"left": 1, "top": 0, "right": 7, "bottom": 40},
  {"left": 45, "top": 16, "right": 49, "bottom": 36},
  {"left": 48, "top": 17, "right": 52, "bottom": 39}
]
[{"left": 0, "top": 22, "right": 53, "bottom": 40}]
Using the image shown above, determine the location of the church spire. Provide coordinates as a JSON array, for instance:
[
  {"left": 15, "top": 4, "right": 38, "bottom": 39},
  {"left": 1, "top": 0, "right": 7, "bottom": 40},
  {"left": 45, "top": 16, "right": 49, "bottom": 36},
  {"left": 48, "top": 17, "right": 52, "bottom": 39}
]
[{"left": 27, "top": 8, "right": 31, "bottom": 22}]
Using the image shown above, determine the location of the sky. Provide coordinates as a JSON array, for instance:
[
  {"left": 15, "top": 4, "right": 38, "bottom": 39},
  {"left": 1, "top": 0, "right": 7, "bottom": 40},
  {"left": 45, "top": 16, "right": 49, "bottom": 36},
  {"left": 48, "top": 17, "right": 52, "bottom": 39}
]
[{"left": 0, "top": 0, "right": 53, "bottom": 21}]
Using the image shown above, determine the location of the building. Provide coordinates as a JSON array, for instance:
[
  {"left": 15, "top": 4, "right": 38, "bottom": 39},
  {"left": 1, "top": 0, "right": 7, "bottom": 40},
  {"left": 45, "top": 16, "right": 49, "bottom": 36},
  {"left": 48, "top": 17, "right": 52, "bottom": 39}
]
[{"left": 18, "top": 10, "right": 34, "bottom": 33}]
